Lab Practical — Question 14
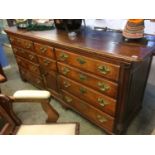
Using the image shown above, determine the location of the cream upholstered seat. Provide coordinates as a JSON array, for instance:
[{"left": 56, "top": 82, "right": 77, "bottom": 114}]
[
  {"left": 17, "top": 123, "right": 78, "bottom": 135},
  {"left": 13, "top": 90, "right": 51, "bottom": 99}
]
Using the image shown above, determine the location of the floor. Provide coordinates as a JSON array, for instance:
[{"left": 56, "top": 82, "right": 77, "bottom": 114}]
[{"left": 1, "top": 45, "right": 155, "bottom": 135}]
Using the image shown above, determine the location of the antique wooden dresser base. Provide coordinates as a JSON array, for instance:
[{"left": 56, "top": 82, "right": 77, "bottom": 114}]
[{"left": 5, "top": 27, "right": 155, "bottom": 134}]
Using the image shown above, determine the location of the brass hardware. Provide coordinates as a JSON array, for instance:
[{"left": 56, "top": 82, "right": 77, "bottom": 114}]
[
  {"left": 97, "top": 82, "right": 110, "bottom": 92},
  {"left": 97, "top": 115, "right": 107, "bottom": 123},
  {"left": 65, "top": 96, "right": 73, "bottom": 103},
  {"left": 62, "top": 67, "right": 70, "bottom": 75},
  {"left": 97, "top": 97, "right": 108, "bottom": 107},
  {"left": 40, "top": 47, "right": 47, "bottom": 53},
  {"left": 26, "top": 42, "right": 33, "bottom": 49},
  {"left": 59, "top": 53, "right": 69, "bottom": 61},
  {"left": 77, "top": 57, "right": 86, "bottom": 64},
  {"left": 98, "top": 65, "right": 110, "bottom": 75},
  {"left": 79, "top": 87, "right": 87, "bottom": 94},
  {"left": 29, "top": 55, "right": 34, "bottom": 60},
  {"left": 79, "top": 73, "right": 87, "bottom": 81},
  {"left": 43, "top": 60, "right": 50, "bottom": 66},
  {"left": 63, "top": 81, "right": 71, "bottom": 88}
]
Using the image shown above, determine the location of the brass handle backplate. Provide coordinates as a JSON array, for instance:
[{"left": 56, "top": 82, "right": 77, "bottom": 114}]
[
  {"left": 77, "top": 57, "right": 86, "bottom": 64},
  {"left": 98, "top": 82, "right": 110, "bottom": 92},
  {"left": 43, "top": 60, "right": 50, "bottom": 66},
  {"left": 65, "top": 96, "right": 73, "bottom": 103},
  {"left": 26, "top": 42, "right": 33, "bottom": 49},
  {"left": 97, "top": 115, "right": 107, "bottom": 123},
  {"left": 79, "top": 73, "right": 87, "bottom": 81},
  {"left": 59, "top": 53, "right": 69, "bottom": 61},
  {"left": 62, "top": 67, "right": 70, "bottom": 75},
  {"left": 79, "top": 87, "right": 87, "bottom": 94},
  {"left": 40, "top": 47, "right": 47, "bottom": 53},
  {"left": 98, "top": 65, "right": 110, "bottom": 75},
  {"left": 29, "top": 55, "right": 34, "bottom": 60},
  {"left": 63, "top": 81, "right": 71, "bottom": 88},
  {"left": 97, "top": 97, "right": 108, "bottom": 107}
]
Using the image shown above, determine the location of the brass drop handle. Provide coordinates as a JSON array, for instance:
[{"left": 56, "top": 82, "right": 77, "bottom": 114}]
[
  {"left": 65, "top": 96, "right": 73, "bottom": 103},
  {"left": 98, "top": 82, "right": 110, "bottom": 92},
  {"left": 79, "top": 87, "right": 87, "bottom": 94},
  {"left": 62, "top": 67, "right": 70, "bottom": 75},
  {"left": 29, "top": 55, "right": 34, "bottom": 60},
  {"left": 26, "top": 42, "right": 33, "bottom": 49},
  {"left": 43, "top": 60, "right": 50, "bottom": 66},
  {"left": 97, "top": 97, "right": 108, "bottom": 107},
  {"left": 63, "top": 81, "right": 71, "bottom": 88},
  {"left": 40, "top": 47, "right": 47, "bottom": 53},
  {"left": 97, "top": 115, "right": 107, "bottom": 123},
  {"left": 79, "top": 73, "right": 87, "bottom": 81},
  {"left": 98, "top": 65, "right": 110, "bottom": 75},
  {"left": 77, "top": 57, "right": 86, "bottom": 64},
  {"left": 59, "top": 53, "right": 69, "bottom": 61}
]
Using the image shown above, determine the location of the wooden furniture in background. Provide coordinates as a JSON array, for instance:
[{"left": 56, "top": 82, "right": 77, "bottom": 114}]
[{"left": 5, "top": 26, "right": 155, "bottom": 134}]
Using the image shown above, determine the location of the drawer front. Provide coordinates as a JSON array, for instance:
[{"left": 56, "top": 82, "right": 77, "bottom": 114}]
[
  {"left": 12, "top": 46, "right": 38, "bottom": 63},
  {"left": 58, "top": 62, "right": 118, "bottom": 99},
  {"left": 12, "top": 46, "right": 26, "bottom": 58},
  {"left": 16, "top": 56, "right": 41, "bottom": 75},
  {"left": 59, "top": 76, "right": 116, "bottom": 116},
  {"left": 62, "top": 90, "right": 114, "bottom": 132},
  {"left": 9, "top": 36, "right": 34, "bottom": 51},
  {"left": 34, "top": 43, "right": 55, "bottom": 59},
  {"left": 19, "top": 68, "right": 44, "bottom": 89},
  {"left": 17, "top": 38, "right": 34, "bottom": 51},
  {"left": 38, "top": 56, "right": 57, "bottom": 74},
  {"left": 56, "top": 48, "right": 120, "bottom": 81}
]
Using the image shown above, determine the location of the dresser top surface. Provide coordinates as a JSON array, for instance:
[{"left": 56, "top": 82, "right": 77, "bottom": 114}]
[{"left": 5, "top": 26, "right": 155, "bottom": 62}]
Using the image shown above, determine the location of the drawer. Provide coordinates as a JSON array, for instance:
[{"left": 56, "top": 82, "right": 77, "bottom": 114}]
[
  {"left": 12, "top": 46, "right": 38, "bottom": 63},
  {"left": 16, "top": 56, "right": 41, "bottom": 75},
  {"left": 34, "top": 43, "right": 55, "bottom": 59},
  {"left": 19, "top": 67, "right": 44, "bottom": 89},
  {"left": 16, "top": 38, "right": 34, "bottom": 51},
  {"left": 56, "top": 48, "right": 120, "bottom": 81},
  {"left": 62, "top": 90, "right": 114, "bottom": 132},
  {"left": 38, "top": 55, "right": 57, "bottom": 74},
  {"left": 58, "top": 62, "right": 118, "bottom": 99},
  {"left": 59, "top": 76, "right": 116, "bottom": 116},
  {"left": 12, "top": 46, "right": 27, "bottom": 58}
]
